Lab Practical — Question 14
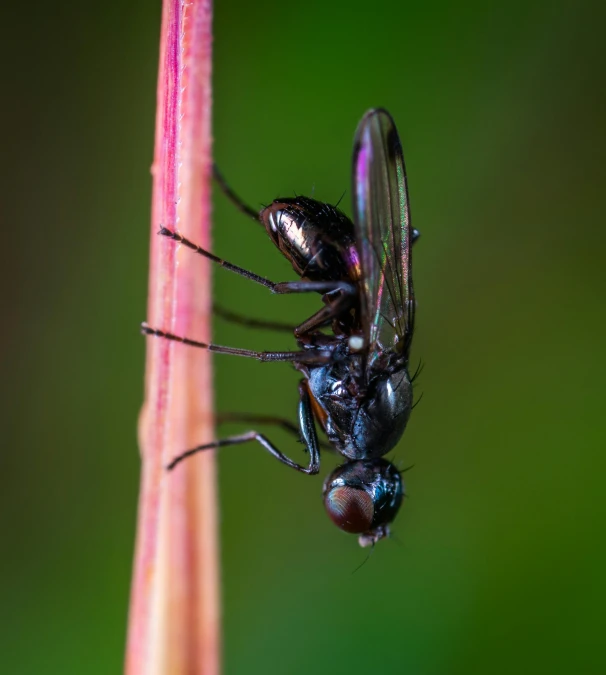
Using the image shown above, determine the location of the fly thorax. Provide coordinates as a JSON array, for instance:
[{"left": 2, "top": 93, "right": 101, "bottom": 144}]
[
  {"left": 350, "top": 368, "right": 413, "bottom": 459},
  {"left": 308, "top": 356, "right": 412, "bottom": 461}
]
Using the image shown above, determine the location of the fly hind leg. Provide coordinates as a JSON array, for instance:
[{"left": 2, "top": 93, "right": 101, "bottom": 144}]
[
  {"left": 271, "top": 280, "right": 357, "bottom": 337},
  {"left": 217, "top": 411, "right": 333, "bottom": 451},
  {"left": 213, "top": 304, "right": 294, "bottom": 333}
]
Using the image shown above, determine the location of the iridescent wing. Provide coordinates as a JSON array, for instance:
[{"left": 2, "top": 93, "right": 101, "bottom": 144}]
[{"left": 352, "top": 108, "right": 415, "bottom": 367}]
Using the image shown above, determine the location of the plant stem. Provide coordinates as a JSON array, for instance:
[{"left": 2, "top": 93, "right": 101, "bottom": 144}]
[{"left": 126, "top": 2, "right": 219, "bottom": 674}]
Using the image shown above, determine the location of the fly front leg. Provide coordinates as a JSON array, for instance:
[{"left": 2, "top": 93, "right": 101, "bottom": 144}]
[
  {"left": 166, "top": 381, "right": 321, "bottom": 473},
  {"left": 296, "top": 380, "right": 321, "bottom": 468},
  {"left": 217, "top": 413, "right": 300, "bottom": 436},
  {"left": 217, "top": 412, "right": 333, "bottom": 451}
]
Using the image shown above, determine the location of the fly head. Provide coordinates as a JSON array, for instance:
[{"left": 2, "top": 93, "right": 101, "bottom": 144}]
[{"left": 323, "top": 458, "right": 403, "bottom": 546}]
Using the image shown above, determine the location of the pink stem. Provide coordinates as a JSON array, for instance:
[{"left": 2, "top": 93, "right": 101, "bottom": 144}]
[{"left": 126, "top": 2, "right": 220, "bottom": 674}]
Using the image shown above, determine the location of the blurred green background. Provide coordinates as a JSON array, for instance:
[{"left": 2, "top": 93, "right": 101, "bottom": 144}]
[{"left": 2, "top": 0, "right": 605, "bottom": 673}]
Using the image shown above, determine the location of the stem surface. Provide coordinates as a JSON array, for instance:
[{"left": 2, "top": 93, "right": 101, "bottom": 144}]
[{"left": 126, "top": 2, "right": 219, "bottom": 674}]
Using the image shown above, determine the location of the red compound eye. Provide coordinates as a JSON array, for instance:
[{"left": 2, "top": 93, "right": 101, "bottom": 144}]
[{"left": 323, "top": 486, "right": 374, "bottom": 533}]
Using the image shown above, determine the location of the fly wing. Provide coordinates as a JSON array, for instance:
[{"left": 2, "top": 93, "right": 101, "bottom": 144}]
[{"left": 352, "top": 108, "right": 415, "bottom": 366}]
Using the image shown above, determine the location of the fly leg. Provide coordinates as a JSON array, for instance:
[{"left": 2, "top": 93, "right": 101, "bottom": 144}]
[
  {"left": 217, "top": 410, "right": 333, "bottom": 451},
  {"left": 213, "top": 304, "right": 294, "bottom": 333},
  {"left": 213, "top": 305, "right": 331, "bottom": 351},
  {"left": 213, "top": 164, "right": 260, "bottom": 221},
  {"left": 217, "top": 413, "right": 300, "bottom": 436},
  {"left": 158, "top": 227, "right": 276, "bottom": 290},
  {"left": 156, "top": 228, "right": 355, "bottom": 309},
  {"left": 293, "top": 292, "right": 353, "bottom": 337},
  {"left": 271, "top": 280, "right": 357, "bottom": 337},
  {"left": 167, "top": 382, "right": 321, "bottom": 473},
  {"left": 155, "top": 228, "right": 356, "bottom": 336},
  {"left": 141, "top": 323, "right": 332, "bottom": 365}
]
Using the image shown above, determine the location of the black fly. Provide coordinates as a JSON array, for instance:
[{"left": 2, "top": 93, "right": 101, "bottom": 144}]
[{"left": 142, "top": 109, "right": 420, "bottom": 546}]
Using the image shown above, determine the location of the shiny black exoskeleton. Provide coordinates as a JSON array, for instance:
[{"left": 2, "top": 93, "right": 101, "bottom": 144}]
[
  {"left": 305, "top": 342, "right": 413, "bottom": 461},
  {"left": 262, "top": 197, "right": 360, "bottom": 284},
  {"left": 142, "top": 109, "right": 419, "bottom": 546},
  {"left": 323, "top": 460, "right": 403, "bottom": 547}
]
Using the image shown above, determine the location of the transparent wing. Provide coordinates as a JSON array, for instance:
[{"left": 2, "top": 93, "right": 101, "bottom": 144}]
[{"left": 352, "top": 108, "right": 414, "bottom": 365}]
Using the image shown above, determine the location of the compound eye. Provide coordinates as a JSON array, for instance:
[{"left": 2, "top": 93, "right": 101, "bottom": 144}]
[
  {"left": 323, "top": 485, "right": 374, "bottom": 534},
  {"left": 323, "top": 460, "right": 403, "bottom": 540}
]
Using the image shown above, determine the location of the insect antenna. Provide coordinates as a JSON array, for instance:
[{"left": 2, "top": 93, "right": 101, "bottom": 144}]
[{"left": 335, "top": 189, "right": 346, "bottom": 207}]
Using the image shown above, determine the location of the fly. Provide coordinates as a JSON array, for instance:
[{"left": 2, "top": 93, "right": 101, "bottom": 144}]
[{"left": 142, "top": 108, "right": 420, "bottom": 546}]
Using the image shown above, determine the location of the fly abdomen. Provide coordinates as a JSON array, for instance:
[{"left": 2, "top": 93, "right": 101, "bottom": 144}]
[{"left": 260, "top": 196, "right": 357, "bottom": 282}]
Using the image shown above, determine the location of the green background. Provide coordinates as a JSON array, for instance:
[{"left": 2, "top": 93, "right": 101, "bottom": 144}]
[{"left": 2, "top": 1, "right": 605, "bottom": 673}]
